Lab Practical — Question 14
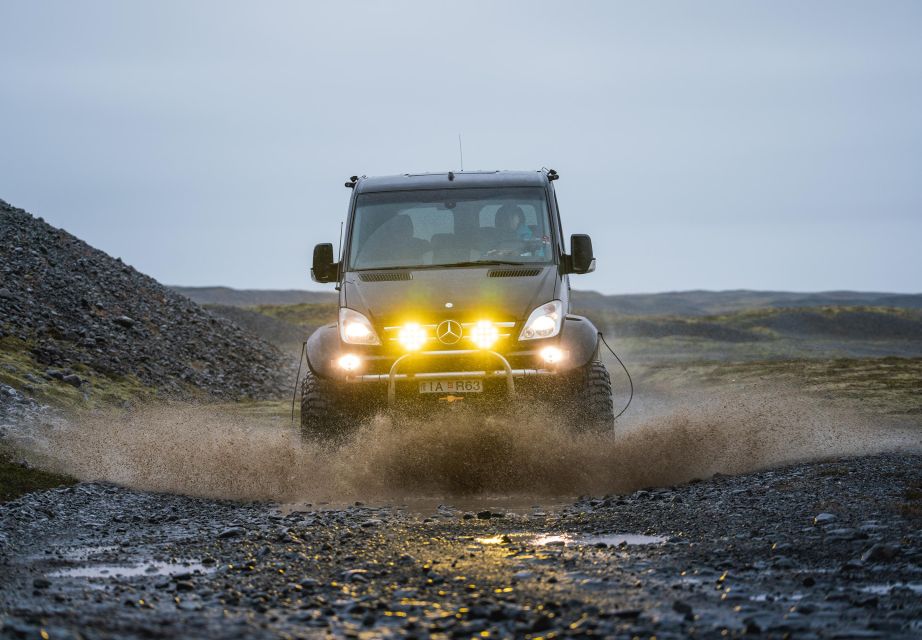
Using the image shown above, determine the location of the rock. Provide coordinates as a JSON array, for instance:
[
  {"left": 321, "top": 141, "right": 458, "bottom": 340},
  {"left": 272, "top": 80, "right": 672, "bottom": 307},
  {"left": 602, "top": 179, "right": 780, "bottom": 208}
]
[
  {"left": 32, "top": 577, "right": 51, "bottom": 589},
  {"left": 61, "top": 374, "right": 82, "bottom": 387},
  {"left": 860, "top": 543, "right": 899, "bottom": 563},
  {"left": 342, "top": 569, "right": 368, "bottom": 583},
  {"left": 0, "top": 288, "right": 14, "bottom": 299},
  {"left": 476, "top": 510, "right": 503, "bottom": 520},
  {"left": 217, "top": 526, "right": 245, "bottom": 539},
  {"left": 813, "top": 513, "right": 837, "bottom": 525},
  {"left": 360, "top": 519, "right": 383, "bottom": 528},
  {"left": 672, "top": 600, "right": 694, "bottom": 619},
  {"left": 113, "top": 315, "right": 136, "bottom": 328}
]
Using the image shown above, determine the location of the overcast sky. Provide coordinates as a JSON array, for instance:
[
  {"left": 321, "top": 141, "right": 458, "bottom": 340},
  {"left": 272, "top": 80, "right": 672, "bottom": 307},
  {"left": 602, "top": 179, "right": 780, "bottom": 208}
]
[{"left": 1, "top": 1, "right": 920, "bottom": 294}]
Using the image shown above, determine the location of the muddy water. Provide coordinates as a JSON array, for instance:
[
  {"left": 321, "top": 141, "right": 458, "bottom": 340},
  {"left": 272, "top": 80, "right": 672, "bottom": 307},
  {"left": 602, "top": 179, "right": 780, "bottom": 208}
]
[{"left": 11, "top": 388, "right": 922, "bottom": 503}]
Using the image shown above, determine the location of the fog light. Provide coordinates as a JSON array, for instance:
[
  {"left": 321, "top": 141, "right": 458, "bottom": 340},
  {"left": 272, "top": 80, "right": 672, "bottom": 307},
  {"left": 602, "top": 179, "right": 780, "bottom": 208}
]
[
  {"left": 540, "top": 346, "right": 564, "bottom": 364},
  {"left": 470, "top": 321, "right": 499, "bottom": 349},
  {"left": 337, "top": 354, "right": 361, "bottom": 371},
  {"left": 398, "top": 323, "right": 427, "bottom": 351}
]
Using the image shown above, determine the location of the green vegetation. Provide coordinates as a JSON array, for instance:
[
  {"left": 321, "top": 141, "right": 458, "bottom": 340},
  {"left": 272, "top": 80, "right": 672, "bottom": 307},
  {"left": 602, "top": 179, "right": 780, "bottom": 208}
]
[
  {"left": 0, "top": 450, "right": 75, "bottom": 503},
  {"left": 634, "top": 357, "right": 922, "bottom": 419},
  {"left": 252, "top": 302, "right": 337, "bottom": 329},
  {"left": 214, "top": 398, "right": 295, "bottom": 420},
  {"left": 0, "top": 335, "right": 156, "bottom": 410},
  {"left": 585, "top": 305, "right": 922, "bottom": 364}
]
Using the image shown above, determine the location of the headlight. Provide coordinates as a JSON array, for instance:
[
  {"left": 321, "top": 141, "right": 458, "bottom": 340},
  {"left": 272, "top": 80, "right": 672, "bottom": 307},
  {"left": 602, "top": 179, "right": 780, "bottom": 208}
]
[
  {"left": 470, "top": 321, "right": 499, "bottom": 349},
  {"left": 397, "top": 323, "right": 427, "bottom": 351},
  {"left": 339, "top": 308, "right": 381, "bottom": 345},
  {"left": 519, "top": 300, "right": 563, "bottom": 340}
]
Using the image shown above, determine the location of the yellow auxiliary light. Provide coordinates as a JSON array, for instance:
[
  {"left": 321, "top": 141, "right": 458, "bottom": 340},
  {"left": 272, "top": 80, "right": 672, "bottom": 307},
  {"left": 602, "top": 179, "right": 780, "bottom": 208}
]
[
  {"left": 540, "top": 346, "right": 564, "bottom": 364},
  {"left": 470, "top": 321, "right": 499, "bottom": 349},
  {"left": 398, "top": 323, "right": 427, "bottom": 351},
  {"left": 337, "top": 354, "right": 361, "bottom": 371}
]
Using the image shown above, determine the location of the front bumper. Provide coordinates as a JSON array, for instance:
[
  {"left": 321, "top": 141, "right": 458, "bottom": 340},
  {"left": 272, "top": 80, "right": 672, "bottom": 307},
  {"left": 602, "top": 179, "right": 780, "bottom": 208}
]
[
  {"left": 344, "top": 349, "right": 557, "bottom": 404},
  {"left": 305, "top": 315, "right": 602, "bottom": 404}
]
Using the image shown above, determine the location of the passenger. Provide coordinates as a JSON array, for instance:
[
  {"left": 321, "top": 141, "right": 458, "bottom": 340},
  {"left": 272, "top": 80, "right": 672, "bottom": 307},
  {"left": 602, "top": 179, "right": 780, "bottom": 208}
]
[{"left": 360, "top": 213, "right": 430, "bottom": 267}]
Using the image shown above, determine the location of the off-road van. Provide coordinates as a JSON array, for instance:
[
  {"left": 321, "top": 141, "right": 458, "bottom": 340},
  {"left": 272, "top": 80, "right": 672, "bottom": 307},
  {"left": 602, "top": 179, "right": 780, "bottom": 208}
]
[{"left": 304, "top": 169, "right": 613, "bottom": 436}]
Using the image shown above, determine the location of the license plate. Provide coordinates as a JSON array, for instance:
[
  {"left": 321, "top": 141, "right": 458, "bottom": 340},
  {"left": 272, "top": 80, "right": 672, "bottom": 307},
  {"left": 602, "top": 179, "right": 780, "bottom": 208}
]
[{"left": 418, "top": 379, "right": 483, "bottom": 394}]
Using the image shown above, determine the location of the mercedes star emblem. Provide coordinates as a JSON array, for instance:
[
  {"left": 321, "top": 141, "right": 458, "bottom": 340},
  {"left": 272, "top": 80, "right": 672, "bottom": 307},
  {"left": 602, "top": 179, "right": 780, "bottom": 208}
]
[{"left": 436, "top": 320, "right": 462, "bottom": 345}]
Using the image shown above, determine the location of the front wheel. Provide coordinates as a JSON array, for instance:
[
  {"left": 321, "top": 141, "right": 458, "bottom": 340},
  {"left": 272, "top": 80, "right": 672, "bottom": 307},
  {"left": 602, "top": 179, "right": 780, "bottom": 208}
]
[
  {"left": 567, "top": 360, "right": 615, "bottom": 432},
  {"left": 300, "top": 371, "right": 351, "bottom": 441}
]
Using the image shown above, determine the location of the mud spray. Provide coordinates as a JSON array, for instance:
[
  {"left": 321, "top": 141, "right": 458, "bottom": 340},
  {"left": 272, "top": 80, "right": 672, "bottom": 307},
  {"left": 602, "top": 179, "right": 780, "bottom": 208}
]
[{"left": 9, "top": 388, "right": 922, "bottom": 504}]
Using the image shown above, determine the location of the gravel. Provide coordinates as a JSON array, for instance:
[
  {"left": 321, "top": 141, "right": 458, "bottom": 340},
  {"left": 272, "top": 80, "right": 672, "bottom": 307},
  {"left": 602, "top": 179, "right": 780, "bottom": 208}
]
[
  {"left": 0, "top": 199, "right": 293, "bottom": 400},
  {"left": 1, "top": 452, "right": 920, "bottom": 638}
]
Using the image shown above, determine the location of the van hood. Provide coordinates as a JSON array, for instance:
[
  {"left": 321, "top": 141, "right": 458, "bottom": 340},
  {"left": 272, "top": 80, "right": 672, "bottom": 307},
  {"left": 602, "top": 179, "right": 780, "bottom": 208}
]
[{"left": 342, "top": 266, "right": 560, "bottom": 327}]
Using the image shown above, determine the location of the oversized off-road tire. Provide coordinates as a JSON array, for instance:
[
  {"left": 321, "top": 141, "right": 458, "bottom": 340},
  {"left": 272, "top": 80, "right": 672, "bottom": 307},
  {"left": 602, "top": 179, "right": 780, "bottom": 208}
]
[
  {"left": 300, "top": 371, "right": 350, "bottom": 440},
  {"left": 570, "top": 360, "right": 615, "bottom": 432}
]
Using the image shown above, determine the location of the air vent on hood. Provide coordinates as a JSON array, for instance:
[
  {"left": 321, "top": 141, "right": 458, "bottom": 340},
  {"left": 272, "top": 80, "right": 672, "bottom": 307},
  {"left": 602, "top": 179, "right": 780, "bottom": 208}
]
[
  {"left": 488, "top": 268, "right": 541, "bottom": 278},
  {"left": 359, "top": 272, "right": 412, "bottom": 282}
]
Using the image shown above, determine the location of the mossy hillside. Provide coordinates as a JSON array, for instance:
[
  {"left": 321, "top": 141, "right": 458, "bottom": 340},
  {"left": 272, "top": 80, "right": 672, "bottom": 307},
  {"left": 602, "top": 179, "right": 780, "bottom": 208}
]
[
  {"left": 634, "top": 357, "right": 922, "bottom": 419},
  {"left": 0, "top": 335, "right": 158, "bottom": 410},
  {"left": 0, "top": 449, "right": 75, "bottom": 503},
  {"left": 588, "top": 306, "right": 922, "bottom": 363},
  {"left": 251, "top": 302, "right": 337, "bottom": 329}
]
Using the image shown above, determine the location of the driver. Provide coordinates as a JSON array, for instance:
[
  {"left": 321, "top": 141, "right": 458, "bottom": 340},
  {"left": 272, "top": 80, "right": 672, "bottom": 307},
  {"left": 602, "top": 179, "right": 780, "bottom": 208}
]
[{"left": 495, "top": 204, "right": 533, "bottom": 242}]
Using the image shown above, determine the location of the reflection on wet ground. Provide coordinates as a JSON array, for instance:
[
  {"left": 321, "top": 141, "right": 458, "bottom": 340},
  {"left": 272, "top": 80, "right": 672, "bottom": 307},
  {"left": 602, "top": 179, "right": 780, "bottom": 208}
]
[
  {"left": 476, "top": 532, "right": 666, "bottom": 546},
  {"left": 50, "top": 560, "right": 212, "bottom": 579},
  {"left": 859, "top": 583, "right": 922, "bottom": 595},
  {"left": 48, "top": 545, "right": 212, "bottom": 580}
]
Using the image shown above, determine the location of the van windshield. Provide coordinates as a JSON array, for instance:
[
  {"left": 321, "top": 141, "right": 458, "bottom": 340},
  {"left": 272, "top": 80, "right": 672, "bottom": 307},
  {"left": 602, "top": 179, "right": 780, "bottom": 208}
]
[{"left": 348, "top": 187, "right": 553, "bottom": 271}]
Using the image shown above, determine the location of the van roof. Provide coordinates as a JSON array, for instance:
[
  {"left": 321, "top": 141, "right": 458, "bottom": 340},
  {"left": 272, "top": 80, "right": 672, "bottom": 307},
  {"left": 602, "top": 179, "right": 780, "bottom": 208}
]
[{"left": 353, "top": 170, "right": 550, "bottom": 194}]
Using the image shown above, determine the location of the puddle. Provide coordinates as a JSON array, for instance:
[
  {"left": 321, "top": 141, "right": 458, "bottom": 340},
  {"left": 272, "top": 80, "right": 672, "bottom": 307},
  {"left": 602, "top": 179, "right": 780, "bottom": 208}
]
[
  {"left": 65, "top": 545, "right": 119, "bottom": 561},
  {"left": 475, "top": 532, "right": 666, "bottom": 547},
  {"left": 50, "top": 560, "right": 212, "bottom": 579},
  {"left": 860, "top": 583, "right": 922, "bottom": 596},
  {"left": 750, "top": 592, "right": 804, "bottom": 602}
]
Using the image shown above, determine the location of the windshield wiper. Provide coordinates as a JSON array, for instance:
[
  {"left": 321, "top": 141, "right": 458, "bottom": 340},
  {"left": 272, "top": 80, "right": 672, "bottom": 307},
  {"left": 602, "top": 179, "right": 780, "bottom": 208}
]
[
  {"left": 352, "top": 266, "right": 413, "bottom": 272},
  {"left": 412, "top": 260, "right": 529, "bottom": 269}
]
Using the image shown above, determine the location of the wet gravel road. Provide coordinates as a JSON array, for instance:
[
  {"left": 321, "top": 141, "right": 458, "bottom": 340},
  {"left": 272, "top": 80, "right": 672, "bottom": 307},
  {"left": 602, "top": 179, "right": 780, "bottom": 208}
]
[{"left": 2, "top": 452, "right": 921, "bottom": 639}]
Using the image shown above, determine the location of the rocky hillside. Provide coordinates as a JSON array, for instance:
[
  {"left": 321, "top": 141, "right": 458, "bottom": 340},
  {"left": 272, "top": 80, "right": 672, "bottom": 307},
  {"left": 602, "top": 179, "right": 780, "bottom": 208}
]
[
  {"left": 0, "top": 199, "right": 292, "bottom": 401},
  {"left": 170, "top": 286, "right": 335, "bottom": 307},
  {"left": 202, "top": 305, "right": 308, "bottom": 355}
]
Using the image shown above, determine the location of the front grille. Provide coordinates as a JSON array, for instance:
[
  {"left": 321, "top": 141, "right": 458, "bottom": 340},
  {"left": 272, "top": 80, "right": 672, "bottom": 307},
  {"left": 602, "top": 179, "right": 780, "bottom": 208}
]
[
  {"left": 359, "top": 272, "right": 412, "bottom": 282},
  {"left": 488, "top": 268, "right": 541, "bottom": 278},
  {"left": 382, "top": 320, "right": 517, "bottom": 349}
]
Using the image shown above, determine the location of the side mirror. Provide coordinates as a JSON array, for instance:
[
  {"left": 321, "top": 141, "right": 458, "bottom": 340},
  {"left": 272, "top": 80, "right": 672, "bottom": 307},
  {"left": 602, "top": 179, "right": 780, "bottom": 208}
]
[
  {"left": 569, "top": 234, "right": 596, "bottom": 274},
  {"left": 311, "top": 243, "right": 338, "bottom": 283}
]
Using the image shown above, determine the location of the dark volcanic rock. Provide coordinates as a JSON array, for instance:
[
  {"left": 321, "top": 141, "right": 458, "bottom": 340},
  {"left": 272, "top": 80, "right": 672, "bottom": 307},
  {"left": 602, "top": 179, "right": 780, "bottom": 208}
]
[
  {"left": 0, "top": 199, "right": 292, "bottom": 399},
  {"left": 0, "top": 453, "right": 921, "bottom": 639}
]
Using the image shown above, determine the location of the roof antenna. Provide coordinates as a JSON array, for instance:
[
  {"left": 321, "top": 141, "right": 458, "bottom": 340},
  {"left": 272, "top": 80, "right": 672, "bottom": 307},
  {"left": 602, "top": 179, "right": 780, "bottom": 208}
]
[{"left": 458, "top": 134, "right": 464, "bottom": 171}]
